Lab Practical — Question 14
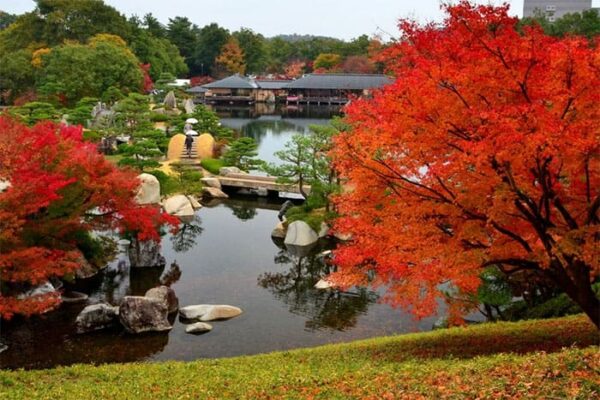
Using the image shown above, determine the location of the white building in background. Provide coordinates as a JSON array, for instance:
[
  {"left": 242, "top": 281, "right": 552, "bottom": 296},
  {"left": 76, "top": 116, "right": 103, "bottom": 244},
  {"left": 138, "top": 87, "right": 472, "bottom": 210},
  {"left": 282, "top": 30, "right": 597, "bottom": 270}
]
[{"left": 523, "top": 0, "right": 593, "bottom": 20}]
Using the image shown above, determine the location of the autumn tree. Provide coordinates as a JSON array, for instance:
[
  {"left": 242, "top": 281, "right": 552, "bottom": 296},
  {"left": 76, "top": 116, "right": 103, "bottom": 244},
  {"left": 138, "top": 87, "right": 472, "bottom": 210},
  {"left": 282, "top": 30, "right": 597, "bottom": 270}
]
[
  {"left": 313, "top": 53, "right": 342, "bottom": 71},
  {"left": 215, "top": 37, "right": 246, "bottom": 77},
  {"left": 341, "top": 55, "right": 375, "bottom": 74},
  {"left": 0, "top": 117, "right": 178, "bottom": 318},
  {"left": 330, "top": 2, "right": 600, "bottom": 327}
]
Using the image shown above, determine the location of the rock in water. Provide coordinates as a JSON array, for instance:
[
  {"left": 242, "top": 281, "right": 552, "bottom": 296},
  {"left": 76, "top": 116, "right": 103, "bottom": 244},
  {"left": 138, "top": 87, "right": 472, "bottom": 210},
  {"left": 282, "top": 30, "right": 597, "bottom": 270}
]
[
  {"left": 76, "top": 303, "right": 119, "bottom": 333},
  {"left": 271, "top": 222, "right": 287, "bottom": 238},
  {"left": 135, "top": 173, "right": 161, "bottom": 205},
  {"left": 145, "top": 286, "right": 179, "bottom": 314},
  {"left": 129, "top": 239, "right": 166, "bottom": 268},
  {"left": 284, "top": 221, "right": 318, "bottom": 247},
  {"left": 314, "top": 279, "right": 335, "bottom": 290},
  {"left": 202, "top": 187, "right": 229, "bottom": 199},
  {"left": 163, "top": 195, "right": 195, "bottom": 217},
  {"left": 179, "top": 305, "right": 242, "bottom": 321},
  {"left": 119, "top": 296, "right": 172, "bottom": 334},
  {"left": 185, "top": 322, "right": 213, "bottom": 334},
  {"left": 61, "top": 291, "right": 89, "bottom": 304}
]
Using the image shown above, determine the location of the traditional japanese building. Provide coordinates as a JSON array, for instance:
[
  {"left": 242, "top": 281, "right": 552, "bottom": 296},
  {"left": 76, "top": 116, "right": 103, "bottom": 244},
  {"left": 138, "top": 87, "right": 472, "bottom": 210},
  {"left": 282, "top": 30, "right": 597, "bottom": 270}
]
[{"left": 284, "top": 73, "right": 393, "bottom": 105}]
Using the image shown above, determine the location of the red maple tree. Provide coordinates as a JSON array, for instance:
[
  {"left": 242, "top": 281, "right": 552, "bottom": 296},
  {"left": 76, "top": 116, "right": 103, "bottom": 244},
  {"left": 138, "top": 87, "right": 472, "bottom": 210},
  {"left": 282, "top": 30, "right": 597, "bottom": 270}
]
[
  {"left": 0, "top": 117, "right": 178, "bottom": 318},
  {"left": 330, "top": 2, "right": 599, "bottom": 327}
]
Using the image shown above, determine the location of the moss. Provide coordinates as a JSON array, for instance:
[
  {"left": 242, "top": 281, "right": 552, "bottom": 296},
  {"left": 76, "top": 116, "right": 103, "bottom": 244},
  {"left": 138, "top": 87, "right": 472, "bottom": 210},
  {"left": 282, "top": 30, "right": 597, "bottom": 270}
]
[{"left": 200, "top": 158, "right": 227, "bottom": 175}]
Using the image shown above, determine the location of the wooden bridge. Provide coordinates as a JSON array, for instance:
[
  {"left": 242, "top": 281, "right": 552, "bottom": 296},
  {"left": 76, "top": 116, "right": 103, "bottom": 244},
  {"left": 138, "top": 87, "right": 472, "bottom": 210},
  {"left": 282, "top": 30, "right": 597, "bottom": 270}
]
[{"left": 218, "top": 173, "right": 311, "bottom": 196}]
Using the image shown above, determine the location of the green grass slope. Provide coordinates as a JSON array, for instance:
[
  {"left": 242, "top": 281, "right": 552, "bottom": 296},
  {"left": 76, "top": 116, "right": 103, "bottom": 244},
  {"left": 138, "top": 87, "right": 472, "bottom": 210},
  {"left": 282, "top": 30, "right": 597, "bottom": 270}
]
[{"left": 1, "top": 315, "right": 598, "bottom": 399}]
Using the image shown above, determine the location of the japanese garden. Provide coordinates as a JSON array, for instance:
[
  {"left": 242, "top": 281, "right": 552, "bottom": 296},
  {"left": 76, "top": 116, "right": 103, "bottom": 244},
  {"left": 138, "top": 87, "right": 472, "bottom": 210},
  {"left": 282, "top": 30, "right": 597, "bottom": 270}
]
[{"left": 0, "top": 0, "right": 598, "bottom": 398}]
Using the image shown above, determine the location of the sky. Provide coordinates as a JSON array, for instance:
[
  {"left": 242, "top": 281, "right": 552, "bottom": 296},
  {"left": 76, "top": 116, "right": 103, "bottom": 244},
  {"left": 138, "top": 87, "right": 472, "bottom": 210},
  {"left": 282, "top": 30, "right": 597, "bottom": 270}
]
[{"left": 0, "top": 0, "right": 593, "bottom": 40}]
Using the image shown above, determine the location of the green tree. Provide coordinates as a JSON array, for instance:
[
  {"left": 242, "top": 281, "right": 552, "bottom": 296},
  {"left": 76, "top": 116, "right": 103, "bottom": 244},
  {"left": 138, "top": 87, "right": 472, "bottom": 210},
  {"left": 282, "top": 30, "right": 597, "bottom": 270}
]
[
  {"left": 143, "top": 13, "right": 167, "bottom": 39},
  {"left": 167, "top": 17, "right": 199, "bottom": 71},
  {"left": 66, "top": 97, "right": 98, "bottom": 126},
  {"left": 10, "top": 101, "right": 61, "bottom": 125},
  {"left": 0, "top": 49, "right": 35, "bottom": 104},
  {"left": 38, "top": 37, "right": 142, "bottom": 105},
  {"left": 194, "top": 23, "right": 230, "bottom": 76},
  {"left": 222, "top": 137, "right": 262, "bottom": 172},
  {"left": 234, "top": 28, "right": 268, "bottom": 74},
  {"left": 313, "top": 53, "right": 342, "bottom": 70},
  {"left": 130, "top": 30, "right": 188, "bottom": 80},
  {"left": 117, "top": 140, "right": 162, "bottom": 171},
  {"left": 113, "top": 93, "right": 151, "bottom": 135},
  {"left": 0, "top": 11, "right": 16, "bottom": 30},
  {"left": 520, "top": 9, "right": 600, "bottom": 38}
]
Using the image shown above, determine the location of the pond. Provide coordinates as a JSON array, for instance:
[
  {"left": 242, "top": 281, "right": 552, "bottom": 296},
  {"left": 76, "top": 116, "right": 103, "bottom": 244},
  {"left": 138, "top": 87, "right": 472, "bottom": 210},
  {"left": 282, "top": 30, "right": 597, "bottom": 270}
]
[{"left": 0, "top": 105, "right": 440, "bottom": 370}]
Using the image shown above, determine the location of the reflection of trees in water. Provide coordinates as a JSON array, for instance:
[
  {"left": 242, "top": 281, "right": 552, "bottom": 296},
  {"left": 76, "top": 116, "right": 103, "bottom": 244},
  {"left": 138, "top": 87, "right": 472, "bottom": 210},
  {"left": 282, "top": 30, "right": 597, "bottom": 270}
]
[
  {"left": 258, "top": 247, "right": 378, "bottom": 332},
  {"left": 170, "top": 215, "right": 203, "bottom": 253},
  {"left": 241, "top": 120, "right": 302, "bottom": 147},
  {"left": 226, "top": 203, "right": 258, "bottom": 221}
]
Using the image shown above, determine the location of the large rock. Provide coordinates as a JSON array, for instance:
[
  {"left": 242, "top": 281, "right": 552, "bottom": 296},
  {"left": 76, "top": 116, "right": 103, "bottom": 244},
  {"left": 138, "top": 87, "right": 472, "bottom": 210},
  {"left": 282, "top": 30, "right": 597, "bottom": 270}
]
[
  {"left": 76, "top": 303, "right": 119, "bottom": 333},
  {"left": 129, "top": 239, "right": 166, "bottom": 268},
  {"left": 183, "top": 98, "right": 195, "bottom": 114},
  {"left": 16, "top": 281, "right": 57, "bottom": 299},
  {"left": 163, "top": 195, "right": 195, "bottom": 217},
  {"left": 179, "top": 304, "right": 242, "bottom": 321},
  {"left": 187, "top": 195, "right": 202, "bottom": 210},
  {"left": 202, "top": 186, "right": 229, "bottom": 199},
  {"left": 135, "top": 173, "right": 161, "bottom": 205},
  {"left": 271, "top": 222, "right": 287, "bottom": 239},
  {"left": 163, "top": 91, "right": 177, "bottom": 109},
  {"left": 200, "top": 177, "right": 221, "bottom": 189},
  {"left": 284, "top": 221, "right": 319, "bottom": 247},
  {"left": 119, "top": 296, "right": 172, "bottom": 334},
  {"left": 75, "top": 254, "right": 106, "bottom": 280},
  {"left": 196, "top": 133, "right": 215, "bottom": 159},
  {"left": 145, "top": 286, "right": 179, "bottom": 314},
  {"left": 185, "top": 322, "right": 213, "bottom": 334}
]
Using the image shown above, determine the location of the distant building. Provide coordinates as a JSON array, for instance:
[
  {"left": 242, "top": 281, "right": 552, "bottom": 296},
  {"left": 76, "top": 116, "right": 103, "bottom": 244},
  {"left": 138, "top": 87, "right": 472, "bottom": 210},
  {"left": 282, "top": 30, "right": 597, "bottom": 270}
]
[
  {"left": 285, "top": 74, "right": 393, "bottom": 105},
  {"left": 198, "top": 73, "right": 393, "bottom": 105},
  {"left": 523, "top": 0, "right": 592, "bottom": 21}
]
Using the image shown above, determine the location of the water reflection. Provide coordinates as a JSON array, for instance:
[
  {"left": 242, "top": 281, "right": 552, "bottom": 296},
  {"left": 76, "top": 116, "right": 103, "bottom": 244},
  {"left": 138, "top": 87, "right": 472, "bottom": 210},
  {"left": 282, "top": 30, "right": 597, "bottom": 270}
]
[
  {"left": 170, "top": 215, "right": 204, "bottom": 253},
  {"left": 258, "top": 244, "right": 378, "bottom": 332}
]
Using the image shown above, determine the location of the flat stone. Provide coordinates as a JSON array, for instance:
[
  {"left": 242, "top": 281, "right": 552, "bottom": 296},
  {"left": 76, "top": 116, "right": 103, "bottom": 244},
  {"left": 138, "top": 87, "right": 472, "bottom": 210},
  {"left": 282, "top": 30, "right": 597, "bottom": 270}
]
[
  {"left": 219, "top": 166, "right": 247, "bottom": 176},
  {"left": 187, "top": 195, "right": 202, "bottom": 210},
  {"left": 61, "top": 291, "right": 89, "bottom": 304},
  {"left": 200, "top": 177, "right": 222, "bottom": 189},
  {"left": 314, "top": 279, "right": 336, "bottom": 290},
  {"left": 185, "top": 322, "right": 213, "bottom": 334},
  {"left": 202, "top": 187, "right": 229, "bottom": 199},
  {"left": 179, "top": 304, "right": 242, "bottom": 321}
]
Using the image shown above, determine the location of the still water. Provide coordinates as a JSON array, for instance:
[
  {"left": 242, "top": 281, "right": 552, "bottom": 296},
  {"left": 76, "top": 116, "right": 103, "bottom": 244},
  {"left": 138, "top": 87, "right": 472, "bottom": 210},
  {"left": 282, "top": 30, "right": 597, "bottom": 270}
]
[{"left": 0, "top": 105, "right": 439, "bottom": 370}]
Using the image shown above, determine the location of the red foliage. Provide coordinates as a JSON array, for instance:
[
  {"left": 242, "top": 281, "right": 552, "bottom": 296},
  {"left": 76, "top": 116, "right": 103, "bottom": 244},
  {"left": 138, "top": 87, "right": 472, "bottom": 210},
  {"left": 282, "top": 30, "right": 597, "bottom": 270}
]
[
  {"left": 341, "top": 56, "right": 375, "bottom": 74},
  {"left": 12, "top": 90, "right": 38, "bottom": 106},
  {"left": 140, "top": 63, "right": 154, "bottom": 93},
  {"left": 330, "top": 2, "right": 600, "bottom": 326},
  {"left": 0, "top": 117, "right": 178, "bottom": 318},
  {"left": 189, "top": 75, "right": 214, "bottom": 87}
]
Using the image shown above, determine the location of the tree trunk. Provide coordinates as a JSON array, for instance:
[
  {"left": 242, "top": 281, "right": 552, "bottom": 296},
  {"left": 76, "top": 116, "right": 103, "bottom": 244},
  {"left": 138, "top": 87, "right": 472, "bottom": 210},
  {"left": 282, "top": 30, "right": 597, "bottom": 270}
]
[{"left": 547, "top": 262, "right": 600, "bottom": 330}]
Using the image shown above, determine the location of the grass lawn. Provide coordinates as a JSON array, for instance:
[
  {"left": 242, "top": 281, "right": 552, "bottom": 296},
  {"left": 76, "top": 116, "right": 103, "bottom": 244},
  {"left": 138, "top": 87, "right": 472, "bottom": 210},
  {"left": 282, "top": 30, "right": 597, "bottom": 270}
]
[
  {"left": 0, "top": 315, "right": 598, "bottom": 399},
  {"left": 103, "top": 154, "right": 124, "bottom": 165}
]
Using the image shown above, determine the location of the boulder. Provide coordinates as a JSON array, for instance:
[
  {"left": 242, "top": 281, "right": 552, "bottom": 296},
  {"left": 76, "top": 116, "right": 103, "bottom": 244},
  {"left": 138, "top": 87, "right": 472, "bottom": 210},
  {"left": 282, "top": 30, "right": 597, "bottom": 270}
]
[
  {"left": 163, "top": 91, "right": 177, "bottom": 109},
  {"left": 135, "top": 173, "right": 161, "bottom": 205},
  {"left": 179, "top": 304, "right": 242, "bottom": 321},
  {"left": 200, "top": 177, "right": 222, "bottom": 189},
  {"left": 75, "top": 254, "right": 106, "bottom": 280},
  {"left": 202, "top": 187, "right": 229, "bottom": 199},
  {"left": 284, "top": 221, "right": 319, "bottom": 247},
  {"left": 119, "top": 296, "right": 172, "bottom": 334},
  {"left": 271, "top": 222, "right": 287, "bottom": 239},
  {"left": 145, "top": 286, "right": 179, "bottom": 314},
  {"left": 163, "top": 195, "right": 195, "bottom": 217},
  {"left": 183, "top": 98, "right": 195, "bottom": 114},
  {"left": 185, "top": 322, "right": 213, "bottom": 334},
  {"left": 196, "top": 133, "right": 215, "bottom": 159},
  {"left": 76, "top": 303, "right": 119, "bottom": 333},
  {"left": 219, "top": 166, "right": 246, "bottom": 176}
]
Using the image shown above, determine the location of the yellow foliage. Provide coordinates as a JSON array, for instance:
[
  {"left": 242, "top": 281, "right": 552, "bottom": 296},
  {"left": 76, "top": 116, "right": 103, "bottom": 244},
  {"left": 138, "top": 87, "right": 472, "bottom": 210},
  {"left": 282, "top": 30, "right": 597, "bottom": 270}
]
[{"left": 31, "top": 48, "right": 51, "bottom": 68}]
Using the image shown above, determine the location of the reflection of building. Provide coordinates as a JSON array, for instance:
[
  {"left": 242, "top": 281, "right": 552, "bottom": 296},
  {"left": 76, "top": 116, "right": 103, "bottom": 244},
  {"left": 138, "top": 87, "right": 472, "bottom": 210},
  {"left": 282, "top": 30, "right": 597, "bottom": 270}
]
[
  {"left": 523, "top": 0, "right": 592, "bottom": 20},
  {"left": 189, "top": 73, "right": 393, "bottom": 105},
  {"left": 285, "top": 74, "right": 393, "bottom": 105}
]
